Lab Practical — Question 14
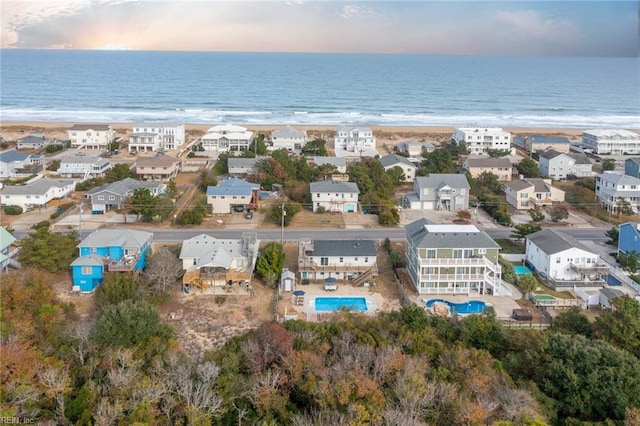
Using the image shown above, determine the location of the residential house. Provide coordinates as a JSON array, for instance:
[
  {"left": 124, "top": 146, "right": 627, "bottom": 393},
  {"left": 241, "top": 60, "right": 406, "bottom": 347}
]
[
  {"left": 595, "top": 172, "right": 640, "bottom": 214},
  {"left": 298, "top": 239, "right": 378, "bottom": 286},
  {"left": 309, "top": 180, "right": 360, "bottom": 213},
  {"left": 228, "top": 156, "right": 269, "bottom": 177},
  {"left": 270, "top": 126, "right": 307, "bottom": 152},
  {"left": 307, "top": 156, "right": 347, "bottom": 173},
  {"left": 463, "top": 156, "right": 513, "bottom": 181},
  {"left": 68, "top": 124, "right": 115, "bottom": 150},
  {"left": 538, "top": 150, "right": 592, "bottom": 180},
  {"left": 525, "top": 229, "right": 608, "bottom": 289},
  {"left": 180, "top": 233, "right": 259, "bottom": 294},
  {"left": 582, "top": 129, "right": 640, "bottom": 155},
  {"left": 57, "top": 155, "right": 111, "bottom": 179},
  {"left": 395, "top": 140, "right": 435, "bottom": 157},
  {"left": 452, "top": 127, "right": 511, "bottom": 156},
  {"left": 128, "top": 123, "right": 185, "bottom": 152},
  {"left": 86, "top": 177, "right": 166, "bottom": 214},
  {"left": 16, "top": 132, "right": 54, "bottom": 150},
  {"left": 0, "top": 227, "right": 20, "bottom": 271},
  {"left": 280, "top": 268, "right": 296, "bottom": 292},
  {"left": 404, "top": 219, "right": 506, "bottom": 295},
  {"left": 624, "top": 158, "right": 640, "bottom": 179},
  {"left": 135, "top": 155, "right": 181, "bottom": 181},
  {"left": 379, "top": 154, "right": 417, "bottom": 182},
  {"left": 0, "top": 150, "right": 45, "bottom": 179},
  {"left": 71, "top": 229, "right": 153, "bottom": 292},
  {"left": 513, "top": 135, "right": 571, "bottom": 154},
  {"left": 201, "top": 124, "right": 254, "bottom": 152},
  {"left": 503, "top": 177, "right": 565, "bottom": 210},
  {"left": 0, "top": 178, "right": 75, "bottom": 210},
  {"left": 206, "top": 178, "right": 259, "bottom": 214},
  {"left": 404, "top": 174, "right": 470, "bottom": 211},
  {"left": 618, "top": 222, "right": 640, "bottom": 259},
  {"left": 334, "top": 126, "right": 377, "bottom": 157}
]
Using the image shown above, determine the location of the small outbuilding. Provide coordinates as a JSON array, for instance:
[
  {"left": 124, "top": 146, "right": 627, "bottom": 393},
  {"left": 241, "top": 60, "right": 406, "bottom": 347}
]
[
  {"left": 280, "top": 268, "right": 296, "bottom": 292},
  {"left": 512, "top": 308, "right": 533, "bottom": 321}
]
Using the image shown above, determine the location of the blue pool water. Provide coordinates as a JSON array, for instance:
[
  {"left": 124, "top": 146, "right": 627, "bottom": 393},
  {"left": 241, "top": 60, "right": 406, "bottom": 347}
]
[
  {"left": 315, "top": 297, "right": 368, "bottom": 312},
  {"left": 259, "top": 191, "right": 271, "bottom": 199},
  {"left": 514, "top": 265, "right": 532, "bottom": 275},
  {"left": 426, "top": 299, "right": 486, "bottom": 315}
]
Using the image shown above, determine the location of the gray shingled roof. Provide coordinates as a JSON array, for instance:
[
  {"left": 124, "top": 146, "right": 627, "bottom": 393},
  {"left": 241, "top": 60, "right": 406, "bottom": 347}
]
[
  {"left": 597, "top": 172, "right": 640, "bottom": 187},
  {"left": 539, "top": 150, "right": 565, "bottom": 160},
  {"left": 206, "top": 178, "right": 260, "bottom": 196},
  {"left": 228, "top": 156, "right": 269, "bottom": 168},
  {"left": 379, "top": 154, "right": 416, "bottom": 168},
  {"left": 87, "top": 178, "right": 163, "bottom": 197},
  {"left": 310, "top": 180, "right": 360, "bottom": 194},
  {"left": 310, "top": 240, "right": 376, "bottom": 256},
  {"left": 60, "top": 156, "right": 109, "bottom": 166},
  {"left": 414, "top": 174, "right": 470, "bottom": 190},
  {"left": 179, "top": 234, "right": 243, "bottom": 260},
  {"left": 272, "top": 126, "right": 306, "bottom": 138},
  {"left": 405, "top": 218, "right": 499, "bottom": 249},
  {"left": 526, "top": 229, "right": 591, "bottom": 255},
  {"left": 514, "top": 135, "right": 570, "bottom": 145},
  {"left": 79, "top": 229, "right": 152, "bottom": 249},
  {"left": 69, "top": 124, "right": 112, "bottom": 131},
  {"left": 0, "top": 150, "right": 30, "bottom": 163},
  {"left": 464, "top": 156, "right": 512, "bottom": 168},
  {"left": 0, "top": 178, "right": 74, "bottom": 195},
  {"left": 135, "top": 155, "right": 180, "bottom": 168},
  {"left": 70, "top": 254, "right": 105, "bottom": 266},
  {"left": 308, "top": 156, "right": 347, "bottom": 168},
  {"left": 569, "top": 152, "right": 591, "bottom": 165},
  {"left": 504, "top": 179, "right": 532, "bottom": 191},
  {"left": 600, "top": 288, "right": 624, "bottom": 301}
]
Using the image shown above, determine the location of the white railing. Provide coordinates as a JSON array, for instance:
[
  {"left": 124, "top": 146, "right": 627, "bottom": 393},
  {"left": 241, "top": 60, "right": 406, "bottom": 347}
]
[{"left": 420, "top": 273, "right": 485, "bottom": 281}]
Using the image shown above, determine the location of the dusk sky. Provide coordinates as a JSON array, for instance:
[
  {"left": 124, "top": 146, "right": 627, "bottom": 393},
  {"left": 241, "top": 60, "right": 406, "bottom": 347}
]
[{"left": 1, "top": 1, "right": 637, "bottom": 56}]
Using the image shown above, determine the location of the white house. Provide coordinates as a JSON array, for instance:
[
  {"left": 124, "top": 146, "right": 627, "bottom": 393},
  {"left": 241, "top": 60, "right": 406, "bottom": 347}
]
[
  {"left": 68, "top": 124, "right": 115, "bottom": 150},
  {"left": 57, "top": 156, "right": 111, "bottom": 179},
  {"left": 129, "top": 123, "right": 185, "bottom": 152},
  {"left": 452, "top": 127, "right": 512, "bottom": 156},
  {"left": 525, "top": 229, "right": 609, "bottom": 289},
  {"left": 309, "top": 180, "right": 360, "bottom": 213},
  {"left": 270, "top": 126, "right": 307, "bottom": 152},
  {"left": 379, "top": 154, "right": 417, "bottom": 182},
  {"left": 16, "top": 132, "right": 54, "bottom": 150},
  {"left": 582, "top": 129, "right": 640, "bottom": 155},
  {"left": 334, "top": 126, "right": 377, "bottom": 157},
  {"left": 395, "top": 140, "right": 435, "bottom": 157},
  {"left": 595, "top": 172, "right": 640, "bottom": 214},
  {"left": 206, "top": 178, "right": 259, "bottom": 214},
  {"left": 538, "top": 151, "right": 592, "bottom": 180},
  {"left": 0, "top": 150, "right": 45, "bottom": 179},
  {"left": 0, "top": 178, "right": 75, "bottom": 210},
  {"left": 201, "top": 124, "right": 254, "bottom": 152},
  {"left": 298, "top": 239, "right": 378, "bottom": 285}
]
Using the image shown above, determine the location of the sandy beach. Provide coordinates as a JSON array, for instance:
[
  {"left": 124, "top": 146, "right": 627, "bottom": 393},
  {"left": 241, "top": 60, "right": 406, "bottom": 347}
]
[{"left": 0, "top": 121, "right": 596, "bottom": 149}]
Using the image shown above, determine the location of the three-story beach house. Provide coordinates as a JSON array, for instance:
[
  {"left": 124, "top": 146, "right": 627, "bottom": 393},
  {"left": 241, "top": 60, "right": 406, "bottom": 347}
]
[
  {"left": 582, "top": 129, "right": 640, "bottom": 155},
  {"left": 270, "top": 126, "right": 307, "bottom": 152},
  {"left": 71, "top": 229, "right": 153, "bottom": 292},
  {"left": 309, "top": 180, "right": 360, "bottom": 213},
  {"left": 68, "top": 124, "right": 115, "bottom": 150},
  {"left": 56, "top": 155, "right": 111, "bottom": 179},
  {"left": 404, "top": 174, "right": 470, "bottom": 211},
  {"left": 298, "top": 239, "right": 378, "bottom": 286},
  {"left": 405, "top": 219, "right": 506, "bottom": 295},
  {"left": 334, "top": 126, "right": 377, "bottom": 157},
  {"left": 128, "top": 123, "right": 185, "bottom": 152},
  {"left": 180, "top": 233, "right": 260, "bottom": 294},
  {"left": 452, "top": 127, "right": 512, "bottom": 156},
  {"left": 525, "top": 229, "right": 608, "bottom": 289},
  {"left": 595, "top": 172, "right": 640, "bottom": 214},
  {"left": 201, "top": 124, "right": 254, "bottom": 152},
  {"left": 503, "top": 177, "right": 565, "bottom": 210},
  {"left": 538, "top": 151, "right": 592, "bottom": 180}
]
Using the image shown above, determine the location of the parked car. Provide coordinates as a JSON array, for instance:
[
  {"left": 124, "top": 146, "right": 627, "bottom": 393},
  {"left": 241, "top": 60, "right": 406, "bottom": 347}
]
[
  {"left": 233, "top": 205, "right": 245, "bottom": 213},
  {"left": 75, "top": 151, "right": 86, "bottom": 156},
  {"left": 245, "top": 210, "right": 253, "bottom": 219}
]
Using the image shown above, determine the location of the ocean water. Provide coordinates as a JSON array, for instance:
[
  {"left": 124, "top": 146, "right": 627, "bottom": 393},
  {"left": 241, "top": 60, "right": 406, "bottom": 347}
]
[{"left": 1, "top": 49, "right": 638, "bottom": 128}]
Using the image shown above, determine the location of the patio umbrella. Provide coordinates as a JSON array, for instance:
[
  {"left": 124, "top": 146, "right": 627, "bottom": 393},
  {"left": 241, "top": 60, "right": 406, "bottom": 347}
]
[
  {"left": 292, "top": 290, "right": 305, "bottom": 296},
  {"left": 324, "top": 277, "right": 337, "bottom": 283}
]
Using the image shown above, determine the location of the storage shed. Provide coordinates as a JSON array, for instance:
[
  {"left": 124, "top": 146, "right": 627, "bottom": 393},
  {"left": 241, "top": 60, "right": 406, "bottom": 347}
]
[{"left": 512, "top": 309, "right": 533, "bottom": 321}]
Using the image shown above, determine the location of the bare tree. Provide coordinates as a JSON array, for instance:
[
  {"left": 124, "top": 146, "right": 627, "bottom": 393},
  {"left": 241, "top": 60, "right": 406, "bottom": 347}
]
[
  {"left": 38, "top": 366, "right": 70, "bottom": 425},
  {"left": 143, "top": 249, "right": 184, "bottom": 295},
  {"left": 94, "top": 397, "right": 122, "bottom": 426}
]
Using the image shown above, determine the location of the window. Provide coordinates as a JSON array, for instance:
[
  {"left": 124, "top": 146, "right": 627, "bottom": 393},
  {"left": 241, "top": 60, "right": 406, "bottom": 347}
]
[
  {"left": 478, "top": 248, "right": 486, "bottom": 255},
  {"left": 109, "top": 195, "right": 115, "bottom": 200},
  {"left": 453, "top": 249, "right": 463, "bottom": 258},
  {"left": 427, "top": 249, "right": 436, "bottom": 259},
  {"left": 364, "top": 257, "right": 369, "bottom": 262},
  {"left": 355, "top": 257, "right": 359, "bottom": 261},
  {"left": 320, "top": 257, "right": 328, "bottom": 266},
  {"left": 339, "top": 257, "right": 343, "bottom": 263},
  {"left": 81, "top": 266, "right": 92, "bottom": 274},
  {"left": 556, "top": 258, "right": 561, "bottom": 263}
]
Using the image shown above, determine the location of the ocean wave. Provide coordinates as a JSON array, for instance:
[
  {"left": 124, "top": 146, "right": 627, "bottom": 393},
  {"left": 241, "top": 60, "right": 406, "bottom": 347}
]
[{"left": 1, "top": 107, "right": 639, "bottom": 129}]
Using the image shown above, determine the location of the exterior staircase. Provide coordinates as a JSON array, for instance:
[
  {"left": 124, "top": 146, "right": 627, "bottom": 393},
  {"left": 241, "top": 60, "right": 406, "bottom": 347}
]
[{"left": 352, "top": 268, "right": 378, "bottom": 287}]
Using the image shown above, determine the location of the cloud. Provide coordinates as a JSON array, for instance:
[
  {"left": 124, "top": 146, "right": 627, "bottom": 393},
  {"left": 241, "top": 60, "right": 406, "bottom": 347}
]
[
  {"left": 494, "top": 9, "right": 583, "bottom": 44},
  {"left": 338, "top": 4, "right": 384, "bottom": 21}
]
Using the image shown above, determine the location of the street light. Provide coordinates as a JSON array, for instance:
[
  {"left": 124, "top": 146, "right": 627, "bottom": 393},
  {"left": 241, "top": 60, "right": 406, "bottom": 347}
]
[{"left": 280, "top": 203, "right": 286, "bottom": 244}]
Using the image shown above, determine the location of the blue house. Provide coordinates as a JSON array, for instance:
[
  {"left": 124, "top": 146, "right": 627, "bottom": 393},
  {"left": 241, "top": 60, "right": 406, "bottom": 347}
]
[
  {"left": 624, "top": 158, "right": 640, "bottom": 179},
  {"left": 618, "top": 222, "right": 640, "bottom": 260},
  {"left": 71, "top": 229, "right": 153, "bottom": 292}
]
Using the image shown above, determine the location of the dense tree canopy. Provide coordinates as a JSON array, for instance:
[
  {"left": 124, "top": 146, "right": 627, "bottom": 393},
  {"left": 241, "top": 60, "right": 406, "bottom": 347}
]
[{"left": 18, "top": 227, "right": 79, "bottom": 272}]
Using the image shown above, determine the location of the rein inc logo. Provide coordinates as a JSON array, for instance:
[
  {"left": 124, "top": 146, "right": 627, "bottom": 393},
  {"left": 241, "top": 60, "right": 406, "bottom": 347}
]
[{"left": 0, "top": 418, "right": 34, "bottom": 424}]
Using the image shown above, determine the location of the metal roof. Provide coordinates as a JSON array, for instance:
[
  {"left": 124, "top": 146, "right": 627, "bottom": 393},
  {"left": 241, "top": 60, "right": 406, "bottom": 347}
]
[
  {"left": 79, "top": 229, "right": 152, "bottom": 249},
  {"left": 379, "top": 154, "right": 416, "bottom": 168},
  {"left": 206, "top": 178, "right": 260, "bottom": 196},
  {"left": 310, "top": 180, "right": 360, "bottom": 193},
  {"left": 405, "top": 218, "right": 499, "bottom": 249}
]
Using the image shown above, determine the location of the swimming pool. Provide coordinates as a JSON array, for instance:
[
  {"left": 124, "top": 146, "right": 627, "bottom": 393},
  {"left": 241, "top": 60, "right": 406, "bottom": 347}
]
[
  {"left": 534, "top": 294, "right": 556, "bottom": 305},
  {"left": 426, "top": 299, "right": 486, "bottom": 314},
  {"left": 315, "top": 297, "right": 368, "bottom": 312},
  {"left": 514, "top": 265, "right": 532, "bottom": 275}
]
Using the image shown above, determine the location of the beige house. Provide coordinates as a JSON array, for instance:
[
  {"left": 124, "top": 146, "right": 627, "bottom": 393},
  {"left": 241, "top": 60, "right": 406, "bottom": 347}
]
[
  {"left": 135, "top": 155, "right": 181, "bottom": 181},
  {"left": 206, "top": 178, "right": 259, "bottom": 214},
  {"left": 68, "top": 124, "right": 115, "bottom": 150},
  {"left": 503, "top": 177, "right": 565, "bottom": 210},
  {"left": 379, "top": 154, "right": 417, "bottom": 182},
  {"left": 463, "top": 156, "right": 513, "bottom": 181},
  {"left": 513, "top": 135, "right": 571, "bottom": 154}
]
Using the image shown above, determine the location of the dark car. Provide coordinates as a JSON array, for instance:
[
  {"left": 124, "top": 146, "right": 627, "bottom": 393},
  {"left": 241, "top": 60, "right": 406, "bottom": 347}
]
[
  {"left": 245, "top": 210, "right": 253, "bottom": 219},
  {"left": 233, "top": 205, "right": 245, "bottom": 213}
]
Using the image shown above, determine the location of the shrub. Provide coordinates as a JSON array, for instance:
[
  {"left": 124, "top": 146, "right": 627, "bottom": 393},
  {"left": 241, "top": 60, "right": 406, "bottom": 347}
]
[
  {"left": 316, "top": 206, "right": 326, "bottom": 213},
  {"left": 4, "top": 205, "right": 23, "bottom": 215},
  {"left": 33, "top": 220, "right": 50, "bottom": 229}
]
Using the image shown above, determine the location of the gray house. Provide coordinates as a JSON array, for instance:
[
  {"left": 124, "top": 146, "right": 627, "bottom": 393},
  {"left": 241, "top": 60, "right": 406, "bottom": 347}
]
[
  {"left": 86, "top": 177, "right": 166, "bottom": 214},
  {"left": 624, "top": 158, "right": 640, "bottom": 179},
  {"left": 379, "top": 154, "right": 417, "bottom": 182},
  {"left": 404, "top": 174, "right": 470, "bottom": 211},
  {"left": 228, "top": 156, "right": 269, "bottom": 177},
  {"left": 538, "top": 150, "right": 592, "bottom": 180}
]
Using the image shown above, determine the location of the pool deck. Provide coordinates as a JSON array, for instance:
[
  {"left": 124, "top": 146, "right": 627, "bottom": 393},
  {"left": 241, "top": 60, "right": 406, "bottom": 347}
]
[
  {"left": 416, "top": 294, "right": 523, "bottom": 319},
  {"left": 286, "top": 284, "right": 384, "bottom": 315}
]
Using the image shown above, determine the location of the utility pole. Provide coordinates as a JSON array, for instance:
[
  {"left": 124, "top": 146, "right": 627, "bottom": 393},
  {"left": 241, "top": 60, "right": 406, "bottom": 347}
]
[
  {"left": 280, "top": 203, "right": 286, "bottom": 244},
  {"left": 79, "top": 203, "right": 83, "bottom": 234}
]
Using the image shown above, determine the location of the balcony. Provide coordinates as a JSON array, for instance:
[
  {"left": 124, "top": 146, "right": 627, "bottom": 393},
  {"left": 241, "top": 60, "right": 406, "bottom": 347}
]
[
  {"left": 105, "top": 254, "right": 139, "bottom": 272},
  {"left": 570, "top": 262, "right": 610, "bottom": 274},
  {"left": 298, "top": 259, "right": 377, "bottom": 274},
  {"left": 419, "top": 257, "right": 490, "bottom": 267},
  {"left": 420, "top": 273, "right": 486, "bottom": 282},
  {"left": 546, "top": 277, "right": 607, "bottom": 289}
]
